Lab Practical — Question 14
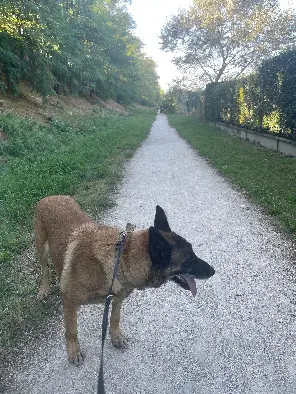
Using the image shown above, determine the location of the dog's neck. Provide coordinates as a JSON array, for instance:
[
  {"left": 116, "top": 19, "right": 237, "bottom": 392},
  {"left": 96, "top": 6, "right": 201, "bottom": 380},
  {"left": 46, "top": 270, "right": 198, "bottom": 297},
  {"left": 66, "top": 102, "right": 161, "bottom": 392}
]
[
  {"left": 116, "top": 229, "right": 167, "bottom": 292},
  {"left": 118, "top": 229, "right": 153, "bottom": 290}
]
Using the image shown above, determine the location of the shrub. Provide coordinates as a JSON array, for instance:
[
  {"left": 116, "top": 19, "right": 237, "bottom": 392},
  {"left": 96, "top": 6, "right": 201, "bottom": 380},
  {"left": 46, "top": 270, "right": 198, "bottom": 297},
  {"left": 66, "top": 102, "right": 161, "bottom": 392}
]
[{"left": 204, "top": 50, "right": 296, "bottom": 139}]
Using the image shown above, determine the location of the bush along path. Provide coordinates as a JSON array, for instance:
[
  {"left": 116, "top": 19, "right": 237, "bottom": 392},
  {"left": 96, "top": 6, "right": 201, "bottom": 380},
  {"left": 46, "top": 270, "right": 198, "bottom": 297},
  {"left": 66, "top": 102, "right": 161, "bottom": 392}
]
[
  {"left": 0, "top": 106, "right": 156, "bottom": 364},
  {"left": 4, "top": 113, "right": 296, "bottom": 394}
]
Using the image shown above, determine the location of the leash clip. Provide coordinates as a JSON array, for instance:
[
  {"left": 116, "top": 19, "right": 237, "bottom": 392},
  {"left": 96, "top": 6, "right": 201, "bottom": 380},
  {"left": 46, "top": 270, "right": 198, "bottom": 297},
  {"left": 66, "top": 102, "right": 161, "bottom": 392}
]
[
  {"left": 126, "top": 222, "right": 136, "bottom": 233},
  {"left": 116, "top": 223, "right": 135, "bottom": 246}
]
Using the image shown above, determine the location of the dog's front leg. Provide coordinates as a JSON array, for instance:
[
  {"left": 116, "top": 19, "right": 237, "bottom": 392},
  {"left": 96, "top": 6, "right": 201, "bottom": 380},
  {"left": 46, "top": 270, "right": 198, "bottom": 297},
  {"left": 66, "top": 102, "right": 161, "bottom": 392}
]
[
  {"left": 110, "top": 295, "right": 128, "bottom": 349},
  {"left": 63, "top": 300, "right": 84, "bottom": 365}
]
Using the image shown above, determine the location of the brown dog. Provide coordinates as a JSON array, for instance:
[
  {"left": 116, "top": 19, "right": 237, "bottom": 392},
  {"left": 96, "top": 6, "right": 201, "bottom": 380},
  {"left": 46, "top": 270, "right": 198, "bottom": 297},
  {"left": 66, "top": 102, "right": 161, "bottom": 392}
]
[{"left": 35, "top": 195, "right": 215, "bottom": 365}]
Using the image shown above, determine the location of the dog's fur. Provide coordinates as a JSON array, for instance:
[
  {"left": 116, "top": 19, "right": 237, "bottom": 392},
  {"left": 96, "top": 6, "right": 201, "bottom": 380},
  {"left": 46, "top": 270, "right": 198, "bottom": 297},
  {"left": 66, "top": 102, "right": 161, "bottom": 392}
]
[{"left": 35, "top": 195, "right": 215, "bottom": 365}]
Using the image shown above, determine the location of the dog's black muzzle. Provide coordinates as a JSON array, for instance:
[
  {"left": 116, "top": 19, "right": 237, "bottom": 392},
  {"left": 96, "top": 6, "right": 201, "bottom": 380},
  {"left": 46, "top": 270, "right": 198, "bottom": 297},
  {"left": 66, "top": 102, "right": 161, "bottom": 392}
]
[
  {"left": 192, "top": 257, "right": 215, "bottom": 279},
  {"left": 170, "top": 257, "right": 215, "bottom": 292}
]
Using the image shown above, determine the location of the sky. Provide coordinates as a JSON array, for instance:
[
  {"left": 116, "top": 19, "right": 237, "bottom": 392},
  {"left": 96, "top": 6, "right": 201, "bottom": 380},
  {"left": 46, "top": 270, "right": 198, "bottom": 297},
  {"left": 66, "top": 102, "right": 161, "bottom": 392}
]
[{"left": 127, "top": 0, "right": 294, "bottom": 91}]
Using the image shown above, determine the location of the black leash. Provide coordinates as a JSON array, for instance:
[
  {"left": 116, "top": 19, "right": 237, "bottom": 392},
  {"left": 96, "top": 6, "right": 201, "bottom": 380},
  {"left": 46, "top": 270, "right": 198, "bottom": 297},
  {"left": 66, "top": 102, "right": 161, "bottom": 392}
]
[{"left": 97, "top": 223, "right": 134, "bottom": 394}]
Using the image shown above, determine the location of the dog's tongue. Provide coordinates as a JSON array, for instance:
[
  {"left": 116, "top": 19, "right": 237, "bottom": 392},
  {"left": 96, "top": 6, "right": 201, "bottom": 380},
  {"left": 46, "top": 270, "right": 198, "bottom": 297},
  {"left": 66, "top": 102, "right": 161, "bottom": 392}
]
[{"left": 181, "top": 274, "right": 197, "bottom": 297}]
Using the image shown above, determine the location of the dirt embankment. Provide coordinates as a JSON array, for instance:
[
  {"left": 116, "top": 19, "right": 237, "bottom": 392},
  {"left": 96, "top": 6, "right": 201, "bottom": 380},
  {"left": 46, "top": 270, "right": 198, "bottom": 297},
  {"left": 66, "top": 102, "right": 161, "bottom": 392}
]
[{"left": 0, "top": 84, "right": 127, "bottom": 123}]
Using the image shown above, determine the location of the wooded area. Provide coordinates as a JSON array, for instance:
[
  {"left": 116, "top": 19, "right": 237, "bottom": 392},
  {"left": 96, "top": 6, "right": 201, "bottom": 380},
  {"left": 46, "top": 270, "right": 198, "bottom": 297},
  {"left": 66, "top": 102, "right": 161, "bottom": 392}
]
[{"left": 0, "top": 0, "right": 160, "bottom": 106}]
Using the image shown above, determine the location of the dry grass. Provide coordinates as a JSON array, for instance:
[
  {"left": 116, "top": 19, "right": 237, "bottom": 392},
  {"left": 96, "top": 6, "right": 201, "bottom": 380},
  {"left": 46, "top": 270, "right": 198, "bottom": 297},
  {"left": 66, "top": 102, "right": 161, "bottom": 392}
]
[{"left": 0, "top": 83, "right": 127, "bottom": 123}]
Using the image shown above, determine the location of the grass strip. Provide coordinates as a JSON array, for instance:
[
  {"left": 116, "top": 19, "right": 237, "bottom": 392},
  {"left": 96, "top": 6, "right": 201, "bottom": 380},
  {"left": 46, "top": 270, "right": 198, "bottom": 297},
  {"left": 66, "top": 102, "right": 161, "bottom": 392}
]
[
  {"left": 168, "top": 115, "right": 296, "bottom": 235},
  {"left": 0, "top": 105, "right": 156, "bottom": 353}
]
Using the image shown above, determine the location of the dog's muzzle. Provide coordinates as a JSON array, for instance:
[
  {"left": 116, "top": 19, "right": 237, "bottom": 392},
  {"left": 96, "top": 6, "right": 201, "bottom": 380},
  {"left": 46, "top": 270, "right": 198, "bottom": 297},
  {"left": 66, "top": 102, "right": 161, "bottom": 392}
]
[{"left": 171, "top": 258, "right": 215, "bottom": 296}]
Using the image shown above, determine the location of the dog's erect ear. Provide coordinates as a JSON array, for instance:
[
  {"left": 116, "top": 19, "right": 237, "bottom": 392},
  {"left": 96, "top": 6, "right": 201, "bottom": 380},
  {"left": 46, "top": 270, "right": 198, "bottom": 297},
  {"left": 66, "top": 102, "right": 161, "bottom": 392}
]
[
  {"left": 154, "top": 205, "right": 171, "bottom": 232},
  {"left": 148, "top": 227, "right": 172, "bottom": 269}
]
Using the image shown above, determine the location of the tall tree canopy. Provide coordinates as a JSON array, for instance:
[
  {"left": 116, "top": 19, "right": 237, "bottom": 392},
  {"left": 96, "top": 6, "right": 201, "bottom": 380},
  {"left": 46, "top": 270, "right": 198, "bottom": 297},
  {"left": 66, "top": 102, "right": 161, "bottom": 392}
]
[
  {"left": 0, "top": 0, "right": 160, "bottom": 105},
  {"left": 160, "top": 0, "right": 296, "bottom": 85}
]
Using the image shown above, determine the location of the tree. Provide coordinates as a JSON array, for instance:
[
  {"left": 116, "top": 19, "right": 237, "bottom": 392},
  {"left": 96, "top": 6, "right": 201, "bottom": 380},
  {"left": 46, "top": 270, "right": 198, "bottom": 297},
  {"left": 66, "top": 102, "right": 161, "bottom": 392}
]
[
  {"left": 131, "top": 54, "right": 160, "bottom": 106},
  {"left": 162, "top": 78, "right": 203, "bottom": 114},
  {"left": 160, "top": 0, "right": 296, "bottom": 85},
  {"left": 0, "top": 0, "right": 160, "bottom": 105}
]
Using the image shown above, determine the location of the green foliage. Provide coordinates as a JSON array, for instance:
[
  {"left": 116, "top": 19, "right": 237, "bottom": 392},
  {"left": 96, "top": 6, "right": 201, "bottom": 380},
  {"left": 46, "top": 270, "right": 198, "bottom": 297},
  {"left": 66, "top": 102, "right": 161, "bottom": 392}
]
[
  {"left": 161, "top": 80, "right": 202, "bottom": 115},
  {"left": 185, "top": 91, "right": 202, "bottom": 113},
  {"left": 160, "top": 0, "right": 296, "bottom": 85},
  {"left": 0, "top": 107, "right": 156, "bottom": 351},
  {"left": 132, "top": 55, "right": 161, "bottom": 106},
  {"left": 0, "top": 0, "right": 160, "bottom": 104},
  {"left": 204, "top": 50, "right": 296, "bottom": 139},
  {"left": 169, "top": 115, "right": 296, "bottom": 235},
  {"left": 0, "top": 35, "right": 23, "bottom": 94},
  {"left": 161, "top": 92, "right": 177, "bottom": 114},
  {"left": 167, "top": 83, "right": 202, "bottom": 114},
  {"left": 205, "top": 80, "right": 239, "bottom": 124},
  {"left": 259, "top": 50, "right": 296, "bottom": 135}
]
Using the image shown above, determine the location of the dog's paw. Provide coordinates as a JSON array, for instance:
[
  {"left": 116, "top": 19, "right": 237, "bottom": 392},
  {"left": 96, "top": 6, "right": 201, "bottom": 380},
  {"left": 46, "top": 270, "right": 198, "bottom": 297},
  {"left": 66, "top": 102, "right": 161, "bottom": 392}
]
[
  {"left": 68, "top": 348, "right": 85, "bottom": 366},
  {"left": 67, "top": 340, "right": 85, "bottom": 366},
  {"left": 37, "top": 284, "right": 49, "bottom": 300},
  {"left": 111, "top": 330, "right": 128, "bottom": 349}
]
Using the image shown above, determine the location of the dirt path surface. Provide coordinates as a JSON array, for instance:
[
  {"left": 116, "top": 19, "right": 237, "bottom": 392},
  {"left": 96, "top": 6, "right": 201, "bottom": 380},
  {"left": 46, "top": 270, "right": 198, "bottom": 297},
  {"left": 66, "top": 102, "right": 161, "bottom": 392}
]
[{"left": 5, "top": 114, "right": 296, "bottom": 394}]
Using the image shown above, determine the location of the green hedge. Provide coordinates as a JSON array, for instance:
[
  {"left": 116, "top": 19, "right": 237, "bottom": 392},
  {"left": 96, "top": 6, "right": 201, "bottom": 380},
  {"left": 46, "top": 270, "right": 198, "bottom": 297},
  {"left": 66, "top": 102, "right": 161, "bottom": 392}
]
[{"left": 204, "top": 50, "right": 296, "bottom": 140}]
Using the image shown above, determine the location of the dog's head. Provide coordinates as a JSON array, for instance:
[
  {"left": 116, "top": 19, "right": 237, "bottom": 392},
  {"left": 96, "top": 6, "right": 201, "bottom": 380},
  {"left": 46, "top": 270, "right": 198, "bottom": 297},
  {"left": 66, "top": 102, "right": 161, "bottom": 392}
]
[{"left": 148, "top": 205, "right": 215, "bottom": 295}]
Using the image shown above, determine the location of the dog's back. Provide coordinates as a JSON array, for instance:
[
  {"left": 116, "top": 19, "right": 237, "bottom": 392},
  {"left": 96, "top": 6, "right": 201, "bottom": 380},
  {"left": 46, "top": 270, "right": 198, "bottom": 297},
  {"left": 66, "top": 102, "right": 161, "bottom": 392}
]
[{"left": 35, "top": 195, "right": 92, "bottom": 278}]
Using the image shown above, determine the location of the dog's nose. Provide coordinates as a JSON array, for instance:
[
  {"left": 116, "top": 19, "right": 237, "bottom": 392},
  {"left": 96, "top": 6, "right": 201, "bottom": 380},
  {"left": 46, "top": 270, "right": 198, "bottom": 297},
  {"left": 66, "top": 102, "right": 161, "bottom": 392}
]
[{"left": 209, "top": 266, "right": 215, "bottom": 277}]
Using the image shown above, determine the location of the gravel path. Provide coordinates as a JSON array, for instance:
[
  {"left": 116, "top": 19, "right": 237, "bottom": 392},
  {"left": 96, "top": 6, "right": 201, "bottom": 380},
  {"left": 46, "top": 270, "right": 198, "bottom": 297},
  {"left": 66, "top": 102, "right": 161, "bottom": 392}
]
[{"left": 5, "top": 114, "right": 296, "bottom": 394}]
